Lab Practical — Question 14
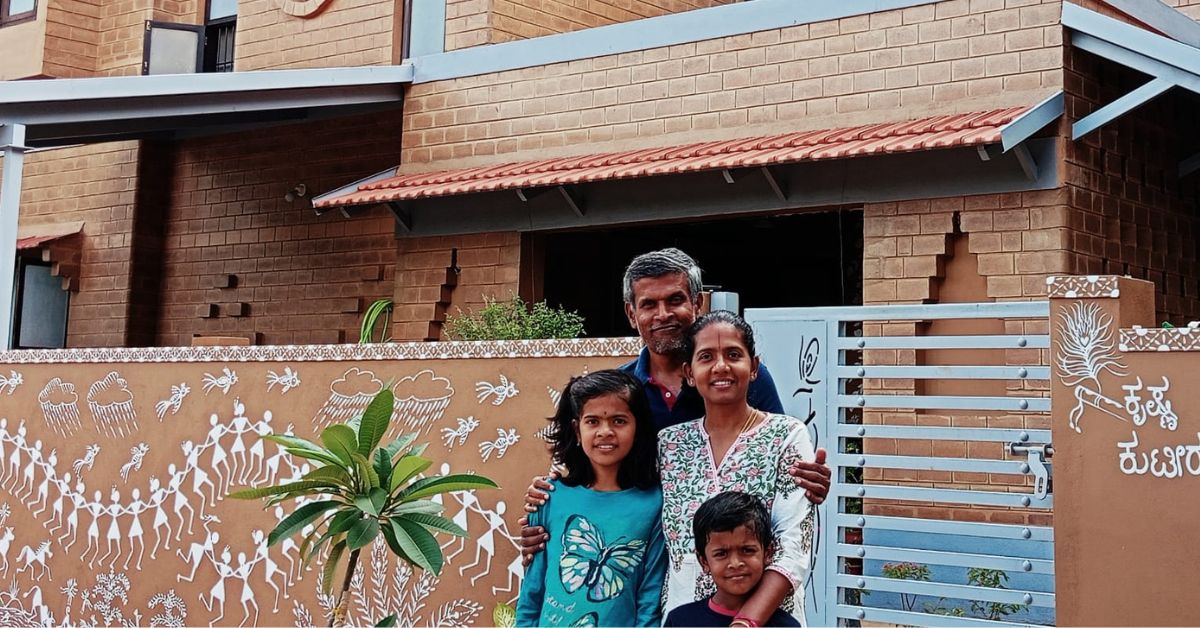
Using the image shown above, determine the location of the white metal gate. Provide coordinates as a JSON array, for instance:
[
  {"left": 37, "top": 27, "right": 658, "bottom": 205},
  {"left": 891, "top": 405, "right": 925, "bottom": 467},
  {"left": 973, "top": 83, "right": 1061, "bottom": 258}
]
[{"left": 746, "top": 302, "right": 1054, "bottom": 627}]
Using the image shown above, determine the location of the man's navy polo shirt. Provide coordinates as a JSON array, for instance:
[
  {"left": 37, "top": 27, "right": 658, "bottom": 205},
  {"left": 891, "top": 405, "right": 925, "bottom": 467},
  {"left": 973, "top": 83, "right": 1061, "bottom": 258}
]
[{"left": 620, "top": 347, "right": 786, "bottom": 431}]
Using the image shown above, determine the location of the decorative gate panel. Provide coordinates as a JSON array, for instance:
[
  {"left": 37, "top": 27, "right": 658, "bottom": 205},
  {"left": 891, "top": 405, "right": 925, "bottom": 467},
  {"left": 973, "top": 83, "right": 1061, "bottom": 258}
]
[{"left": 747, "top": 302, "right": 1054, "bottom": 627}]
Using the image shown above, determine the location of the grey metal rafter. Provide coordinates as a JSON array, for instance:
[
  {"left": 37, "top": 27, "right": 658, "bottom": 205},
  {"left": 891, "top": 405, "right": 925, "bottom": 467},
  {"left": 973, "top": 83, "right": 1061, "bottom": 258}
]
[
  {"left": 1063, "top": 3, "right": 1200, "bottom": 140},
  {"left": 0, "top": 65, "right": 413, "bottom": 147}
]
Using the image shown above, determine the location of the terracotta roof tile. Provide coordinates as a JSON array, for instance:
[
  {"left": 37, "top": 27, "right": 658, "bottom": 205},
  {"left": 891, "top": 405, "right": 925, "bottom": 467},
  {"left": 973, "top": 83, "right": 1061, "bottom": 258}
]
[{"left": 315, "top": 107, "right": 1031, "bottom": 209}]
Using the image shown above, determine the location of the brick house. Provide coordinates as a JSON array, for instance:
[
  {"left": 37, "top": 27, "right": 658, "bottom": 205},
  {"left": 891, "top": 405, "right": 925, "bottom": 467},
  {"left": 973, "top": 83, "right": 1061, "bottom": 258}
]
[
  {"left": 0, "top": 1, "right": 1199, "bottom": 623},
  {"left": 1, "top": 0, "right": 1198, "bottom": 350}
]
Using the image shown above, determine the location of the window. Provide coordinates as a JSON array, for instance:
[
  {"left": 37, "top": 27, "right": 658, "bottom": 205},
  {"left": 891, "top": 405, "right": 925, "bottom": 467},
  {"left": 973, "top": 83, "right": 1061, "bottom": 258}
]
[
  {"left": 143, "top": 21, "right": 205, "bottom": 75},
  {"left": 0, "top": 0, "right": 36, "bottom": 27},
  {"left": 11, "top": 258, "right": 68, "bottom": 349},
  {"left": 203, "top": 0, "right": 236, "bottom": 73},
  {"left": 141, "top": 0, "right": 236, "bottom": 75}
]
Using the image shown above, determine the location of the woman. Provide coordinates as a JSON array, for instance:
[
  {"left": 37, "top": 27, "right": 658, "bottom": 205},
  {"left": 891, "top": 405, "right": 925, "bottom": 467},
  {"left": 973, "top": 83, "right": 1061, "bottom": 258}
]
[{"left": 657, "top": 310, "right": 816, "bottom": 626}]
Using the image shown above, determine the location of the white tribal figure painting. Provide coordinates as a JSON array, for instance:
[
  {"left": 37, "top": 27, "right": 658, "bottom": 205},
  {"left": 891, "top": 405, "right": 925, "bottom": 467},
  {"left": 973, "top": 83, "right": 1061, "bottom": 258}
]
[{"left": 0, "top": 347, "right": 633, "bottom": 627}]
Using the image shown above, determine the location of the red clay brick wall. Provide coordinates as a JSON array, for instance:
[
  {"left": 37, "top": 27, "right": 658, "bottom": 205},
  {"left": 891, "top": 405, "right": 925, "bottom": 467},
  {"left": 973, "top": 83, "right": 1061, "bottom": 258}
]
[
  {"left": 1065, "top": 47, "right": 1200, "bottom": 323},
  {"left": 863, "top": 189, "right": 1071, "bottom": 305},
  {"left": 860, "top": 192, "right": 1062, "bottom": 525},
  {"left": 446, "top": 0, "right": 493, "bottom": 50},
  {"left": 392, "top": 233, "right": 521, "bottom": 340},
  {"left": 409, "top": 0, "right": 1064, "bottom": 168},
  {"left": 156, "top": 113, "right": 406, "bottom": 346},
  {"left": 5, "top": 143, "right": 143, "bottom": 348},
  {"left": 489, "top": 0, "right": 734, "bottom": 44},
  {"left": 237, "top": 0, "right": 401, "bottom": 71},
  {"left": 445, "top": 0, "right": 733, "bottom": 51},
  {"left": 43, "top": 0, "right": 102, "bottom": 77},
  {"left": 97, "top": 1, "right": 202, "bottom": 76}
]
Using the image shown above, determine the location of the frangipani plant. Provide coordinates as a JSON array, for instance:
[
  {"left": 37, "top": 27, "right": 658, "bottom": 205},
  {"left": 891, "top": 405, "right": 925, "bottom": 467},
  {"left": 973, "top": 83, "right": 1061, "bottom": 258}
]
[{"left": 232, "top": 388, "right": 498, "bottom": 626}]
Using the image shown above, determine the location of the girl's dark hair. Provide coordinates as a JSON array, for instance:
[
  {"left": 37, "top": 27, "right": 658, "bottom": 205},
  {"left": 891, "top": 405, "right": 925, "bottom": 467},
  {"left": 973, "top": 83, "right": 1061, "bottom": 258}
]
[
  {"left": 692, "top": 491, "right": 774, "bottom": 556},
  {"left": 684, "top": 310, "right": 757, "bottom": 360},
  {"left": 548, "top": 369, "right": 659, "bottom": 490}
]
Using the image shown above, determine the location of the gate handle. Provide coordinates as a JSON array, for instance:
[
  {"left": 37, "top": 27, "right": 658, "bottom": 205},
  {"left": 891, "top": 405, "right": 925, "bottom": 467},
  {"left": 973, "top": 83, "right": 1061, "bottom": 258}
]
[{"left": 1009, "top": 443, "right": 1053, "bottom": 501}]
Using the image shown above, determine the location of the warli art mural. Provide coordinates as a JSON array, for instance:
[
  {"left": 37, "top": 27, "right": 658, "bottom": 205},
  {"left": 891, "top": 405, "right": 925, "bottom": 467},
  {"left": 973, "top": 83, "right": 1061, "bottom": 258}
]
[{"left": 0, "top": 339, "right": 640, "bottom": 626}]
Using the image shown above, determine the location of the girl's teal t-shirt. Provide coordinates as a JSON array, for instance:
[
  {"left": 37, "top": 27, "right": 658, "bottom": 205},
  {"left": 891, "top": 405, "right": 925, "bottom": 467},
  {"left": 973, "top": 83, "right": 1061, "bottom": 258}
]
[{"left": 516, "top": 481, "right": 666, "bottom": 627}]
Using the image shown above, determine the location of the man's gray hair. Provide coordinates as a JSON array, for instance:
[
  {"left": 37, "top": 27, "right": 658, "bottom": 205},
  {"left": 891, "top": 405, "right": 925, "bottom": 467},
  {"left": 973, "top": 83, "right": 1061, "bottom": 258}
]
[{"left": 622, "top": 248, "right": 704, "bottom": 304}]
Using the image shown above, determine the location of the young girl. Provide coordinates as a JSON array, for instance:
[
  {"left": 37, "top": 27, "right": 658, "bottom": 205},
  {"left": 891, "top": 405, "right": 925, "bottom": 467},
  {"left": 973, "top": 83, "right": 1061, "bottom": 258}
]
[
  {"left": 516, "top": 370, "right": 667, "bottom": 627},
  {"left": 658, "top": 310, "right": 816, "bottom": 626}
]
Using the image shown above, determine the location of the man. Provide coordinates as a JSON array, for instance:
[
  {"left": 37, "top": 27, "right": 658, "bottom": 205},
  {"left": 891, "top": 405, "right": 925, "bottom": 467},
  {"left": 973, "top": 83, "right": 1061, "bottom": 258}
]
[{"left": 520, "top": 248, "right": 832, "bottom": 557}]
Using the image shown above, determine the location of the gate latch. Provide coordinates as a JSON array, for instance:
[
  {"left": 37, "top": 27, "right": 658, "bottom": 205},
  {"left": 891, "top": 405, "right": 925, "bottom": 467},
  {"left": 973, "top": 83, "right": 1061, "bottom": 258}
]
[{"left": 1009, "top": 443, "right": 1053, "bottom": 500}]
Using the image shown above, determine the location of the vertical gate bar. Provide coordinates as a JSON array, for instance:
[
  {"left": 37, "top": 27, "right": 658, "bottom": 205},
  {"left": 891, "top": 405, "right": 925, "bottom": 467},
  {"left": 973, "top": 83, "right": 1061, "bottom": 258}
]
[{"left": 825, "top": 317, "right": 847, "bottom": 625}]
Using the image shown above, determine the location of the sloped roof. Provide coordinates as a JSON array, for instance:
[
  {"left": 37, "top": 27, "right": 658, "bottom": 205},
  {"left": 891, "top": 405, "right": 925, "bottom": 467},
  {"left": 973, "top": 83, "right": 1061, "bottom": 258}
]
[{"left": 314, "top": 107, "right": 1032, "bottom": 210}]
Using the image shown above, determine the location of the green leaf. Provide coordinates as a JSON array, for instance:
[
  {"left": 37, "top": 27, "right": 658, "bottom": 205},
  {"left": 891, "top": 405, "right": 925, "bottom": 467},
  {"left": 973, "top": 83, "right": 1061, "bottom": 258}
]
[
  {"left": 374, "top": 449, "right": 393, "bottom": 489},
  {"left": 353, "top": 452, "right": 381, "bottom": 489},
  {"left": 357, "top": 389, "right": 395, "bottom": 457},
  {"left": 387, "top": 500, "right": 445, "bottom": 516},
  {"left": 327, "top": 509, "right": 360, "bottom": 536},
  {"left": 380, "top": 519, "right": 417, "bottom": 566},
  {"left": 283, "top": 447, "right": 345, "bottom": 468},
  {"left": 370, "top": 487, "right": 388, "bottom": 513},
  {"left": 303, "top": 465, "right": 353, "bottom": 486},
  {"left": 322, "top": 540, "right": 346, "bottom": 595},
  {"left": 375, "top": 614, "right": 398, "bottom": 627},
  {"left": 347, "top": 518, "right": 381, "bottom": 550},
  {"left": 297, "top": 509, "right": 341, "bottom": 562},
  {"left": 268, "top": 500, "right": 340, "bottom": 546},
  {"left": 402, "top": 512, "right": 467, "bottom": 537},
  {"left": 400, "top": 474, "right": 498, "bottom": 501},
  {"left": 321, "top": 425, "right": 359, "bottom": 465},
  {"left": 407, "top": 442, "right": 430, "bottom": 457},
  {"left": 230, "top": 480, "right": 341, "bottom": 500},
  {"left": 354, "top": 495, "right": 380, "bottom": 517},
  {"left": 385, "top": 519, "right": 436, "bottom": 574},
  {"left": 393, "top": 518, "right": 444, "bottom": 574},
  {"left": 264, "top": 433, "right": 326, "bottom": 453},
  {"left": 381, "top": 433, "right": 418, "bottom": 461},
  {"left": 389, "top": 456, "right": 433, "bottom": 493},
  {"left": 493, "top": 602, "right": 517, "bottom": 628},
  {"left": 306, "top": 510, "right": 359, "bottom": 568}
]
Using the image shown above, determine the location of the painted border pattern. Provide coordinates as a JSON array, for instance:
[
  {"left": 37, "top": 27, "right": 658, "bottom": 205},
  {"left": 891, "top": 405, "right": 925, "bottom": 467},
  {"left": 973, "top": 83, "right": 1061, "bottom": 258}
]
[
  {"left": 0, "top": 338, "right": 644, "bottom": 364},
  {"left": 1046, "top": 275, "right": 1121, "bottom": 299},
  {"left": 1120, "top": 325, "right": 1200, "bottom": 352}
]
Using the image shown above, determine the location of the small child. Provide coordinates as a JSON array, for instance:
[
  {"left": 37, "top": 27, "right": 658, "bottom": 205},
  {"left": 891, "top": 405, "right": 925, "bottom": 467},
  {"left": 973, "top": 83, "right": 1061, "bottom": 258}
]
[
  {"left": 664, "top": 492, "right": 801, "bottom": 627},
  {"left": 516, "top": 370, "right": 667, "bottom": 627}
]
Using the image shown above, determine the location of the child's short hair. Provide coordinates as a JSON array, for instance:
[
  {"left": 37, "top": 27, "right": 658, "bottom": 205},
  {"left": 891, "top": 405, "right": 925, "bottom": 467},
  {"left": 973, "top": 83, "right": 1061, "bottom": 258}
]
[
  {"left": 546, "top": 369, "right": 660, "bottom": 490},
  {"left": 692, "top": 491, "right": 773, "bottom": 556}
]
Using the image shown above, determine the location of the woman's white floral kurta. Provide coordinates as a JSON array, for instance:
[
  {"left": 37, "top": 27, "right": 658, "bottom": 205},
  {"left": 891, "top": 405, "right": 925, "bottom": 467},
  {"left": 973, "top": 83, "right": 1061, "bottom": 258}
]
[{"left": 657, "top": 413, "right": 816, "bottom": 620}]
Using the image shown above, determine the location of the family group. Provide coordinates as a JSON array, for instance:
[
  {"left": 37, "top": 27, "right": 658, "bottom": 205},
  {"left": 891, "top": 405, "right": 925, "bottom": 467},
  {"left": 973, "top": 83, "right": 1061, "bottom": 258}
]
[{"left": 516, "top": 249, "right": 834, "bottom": 627}]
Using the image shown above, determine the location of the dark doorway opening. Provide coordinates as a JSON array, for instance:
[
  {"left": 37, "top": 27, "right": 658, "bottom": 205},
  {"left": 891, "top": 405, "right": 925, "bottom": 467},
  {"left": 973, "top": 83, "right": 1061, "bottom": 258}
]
[{"left": 528, "top": 209, "right": 863, "bottom": 338}]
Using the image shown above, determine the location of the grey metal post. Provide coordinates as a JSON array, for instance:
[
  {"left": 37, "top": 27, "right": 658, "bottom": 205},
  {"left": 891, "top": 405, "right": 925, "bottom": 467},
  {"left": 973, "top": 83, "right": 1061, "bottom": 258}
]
[
  {"left": 407, "top": 0, "right": 446, "bottom": 57},
  {"left": 0, "top": 123, "right": 28, "bottom": 350}
]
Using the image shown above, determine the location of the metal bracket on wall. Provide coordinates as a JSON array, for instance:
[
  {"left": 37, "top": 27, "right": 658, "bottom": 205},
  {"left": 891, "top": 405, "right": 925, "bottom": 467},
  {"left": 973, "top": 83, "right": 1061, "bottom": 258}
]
[
  {"left": 556, "top": 186, "right": 585, "bottom": 217},
  {"left": 760, "top": 166, "right": 788, "bottom": 202},
  {"left": 387, "top": 201, "right": 413, "bottom": 232},
  {"left": 1180, "top": 151, "right": 1200, "bottom": 178},
  {"left": 516, "top": 185, "right": 585, "bottom": 217},
  {"left": 515, "top": 187, "right": 547, "bottom": 202},
  {"left": 1010, "top": 441, "right": 1053, "bottom": 500},
  {"left": 978, "top": 142, "right": 1038, "bottom": 181}
]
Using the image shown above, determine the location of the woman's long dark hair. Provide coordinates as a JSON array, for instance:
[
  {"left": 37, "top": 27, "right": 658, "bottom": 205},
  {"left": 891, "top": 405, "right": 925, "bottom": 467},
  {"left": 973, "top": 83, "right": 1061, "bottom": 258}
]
[{"left": 547, "top": 369, "right": 659, "bottom": 490}]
